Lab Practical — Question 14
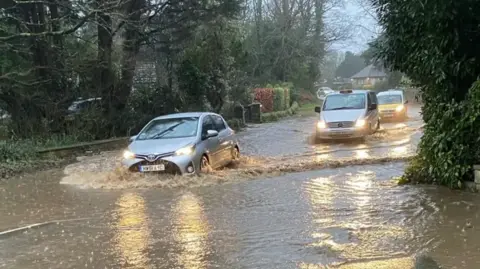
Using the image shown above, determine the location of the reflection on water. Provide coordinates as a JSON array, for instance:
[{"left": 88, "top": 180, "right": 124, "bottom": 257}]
[
  {"left": 346, "top": 171, "right": 373, "bottom": 215},
  {"left": 355, "top": 149, "right": 370, "bottom": 159},
  {"left": 113, "top": 192, "right": 151, "bottom": 268},
  {"left": 298, "top": 256, "right": 414, "bottom": 269},
  {"left": 315, "top": 153, "right": 331, "bottom": 162},
  {"left": 390, "top": 145, "right": 408, "bottom": 157},
  {"left": 304, "top": 176, "right": 335, "bottom": 226},
  {"left": 302, "top": 168, "right": 411, "bottom": 267},
  {"left": 392, "top": 123, "right": 407, "bottom": 129},
  {"left": 172, "top": 193, "right": 210, "bottom": 269}
]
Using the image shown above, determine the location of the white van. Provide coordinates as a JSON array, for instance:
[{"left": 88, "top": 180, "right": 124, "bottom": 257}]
[{"left": 314, "top": 89, "right": 380, "bottom": 140}]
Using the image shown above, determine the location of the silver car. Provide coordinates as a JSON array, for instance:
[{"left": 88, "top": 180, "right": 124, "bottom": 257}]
[
  {"left": 314, "top": 89, "right": 380, "bottom": 140},
  {"left": 122, "top": 112, "right": 240, "bottom": 175}
]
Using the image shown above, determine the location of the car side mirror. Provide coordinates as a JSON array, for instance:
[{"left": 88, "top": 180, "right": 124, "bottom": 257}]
[
  {"left": 203, "top": 130, "right": 218, "bottom": 140},
  {"left": 369, "top": 104, "right": 378, "bottom": 110},
  {"left": 314, "top": 106, "right": 321, "bottom": 113},
  {"left": 404, "top": 100, "right": 409, "bottom": 104},
  {"left": 129, "top": 135, "right": 137, "bottom": 142}
]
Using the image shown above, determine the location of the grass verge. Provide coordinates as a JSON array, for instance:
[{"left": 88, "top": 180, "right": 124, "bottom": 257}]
[
  {"left": 296, "top": 102, "right": 320, "bottom": 117},
  {"left": 0, "top": 134, "right": 100, "bottom": 180}
]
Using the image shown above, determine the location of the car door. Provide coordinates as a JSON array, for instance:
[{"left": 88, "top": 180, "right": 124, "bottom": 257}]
[
  {"left": 200, "top": 115, "right": 222, "bottom": 167},
  {"left": 211, "top": 114, "right": 233, "bottom": 164}
]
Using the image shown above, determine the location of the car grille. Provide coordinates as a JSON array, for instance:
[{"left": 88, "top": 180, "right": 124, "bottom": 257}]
[
  {"left": 381, "top": 109, "right": 395, "bottom": 113},
  {"left": 327, "top": 121, "right": 355, "bottom": 128},
  {"left": 129, "top": 159, "right": 181, "bottom": 174},
  {"left": 135, "top": 152, "right": 174, "bottom": 162}
]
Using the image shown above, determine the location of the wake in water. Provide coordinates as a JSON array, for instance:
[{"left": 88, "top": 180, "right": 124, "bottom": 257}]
[{"left": 60, "top": 148, "right": 414, "bottom": 189}]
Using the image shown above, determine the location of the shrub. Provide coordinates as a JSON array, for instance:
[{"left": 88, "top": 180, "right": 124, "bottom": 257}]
[
  {"left": 226, "top": 118, "right": 245, "bottom": 131},
  {"left": 404, "top": 80, "right": 480, "bottom": 187},
  {"left": 0, "top": 140, "right": 37, "bottom": 163},
  {"left": 253, "top": 88, "right": 274, "bottom": 112},
  {"left": 284, "top": 88, "right": 291, "bottom": 107},
  {"left": 261, "top": 101, "right": 299, "bottom": 122},
  {"left": 273, "top": 88, "right": 286, "bottom": 111}
]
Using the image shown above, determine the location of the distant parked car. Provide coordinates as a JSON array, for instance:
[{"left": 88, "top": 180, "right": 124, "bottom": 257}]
[
  {"left": 316, "top": 87, "right": 334, "bottom": 100},
  {"left": 67, "top": 97, "right": 102, "bottom": 115},
  {"left": 122, "top": 112, "right": 240, "bottom": 175}
]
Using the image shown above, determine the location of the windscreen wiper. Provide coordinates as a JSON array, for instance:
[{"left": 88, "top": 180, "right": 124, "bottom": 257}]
[
  {"left": 328, "top": 106, "right": 360, "bottom": 110},
  {"left": 151, "top": 121, "right": 185, "bottom": 139}
]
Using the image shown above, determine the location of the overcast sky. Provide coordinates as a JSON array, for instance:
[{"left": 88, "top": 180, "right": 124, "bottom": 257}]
[{"left": 327, "top": 0, "right": 379, "bottom": 53}]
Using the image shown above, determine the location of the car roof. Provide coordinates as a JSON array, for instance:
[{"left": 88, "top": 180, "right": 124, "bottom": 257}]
[
  {"left": 152, "top": 112, "right": 218, "bottom": 120},
  {"left": 377, "top": 90, "right": 404, "bottom": 96},
  {"left": 327, "top": 89, "right": 371, "bottom": 96}
]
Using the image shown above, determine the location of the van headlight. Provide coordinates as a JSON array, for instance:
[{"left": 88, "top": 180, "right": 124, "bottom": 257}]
[
  {"left": 355, "top": 119, "right": 366, "bottom": 127},
  {"left": 317, "top": 121, "right": 326, "bottom": 129},
  {"left": 396, "top": 105, "right": 404, "bottom": 112},
  {"left": 175, "top": 145, "right": 195, "bottom": 156},
  {"left": 123, "top": 150, "right": 135, "bottom": 159}
]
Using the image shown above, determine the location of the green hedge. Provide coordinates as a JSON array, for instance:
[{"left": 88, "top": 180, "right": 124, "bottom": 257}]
[
  {"left": 403, "top": 80, "right": 480, "bottom": 187},
  {"left": 262, "top": 101, "right": 299, "bottom": 122},
  {"left": 284, "top": 88, "right": 291, "bottom": 108},
  {"left": 273, "top": 88, "right": 286, "bottom": 111}
]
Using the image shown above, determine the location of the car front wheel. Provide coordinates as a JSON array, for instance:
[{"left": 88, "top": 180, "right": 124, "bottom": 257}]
[
  {"left": 231, "top": 146, "right": 240, "bottom": 161},
  {"left": 200, "top": 155, "right": 212, "bottom": 173}
]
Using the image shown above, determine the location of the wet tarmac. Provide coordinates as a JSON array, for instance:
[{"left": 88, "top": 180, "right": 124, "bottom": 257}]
[
  {"left": 2, "top": 163, "right": 480, "bottom": 268},
  {"left": 2, "top": 105, "right": 480, "bottom": 268}
]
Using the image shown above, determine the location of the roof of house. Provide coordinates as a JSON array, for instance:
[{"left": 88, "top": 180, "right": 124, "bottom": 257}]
[{"left": 351, "top": 65, "right": 387, "bottom": 79}]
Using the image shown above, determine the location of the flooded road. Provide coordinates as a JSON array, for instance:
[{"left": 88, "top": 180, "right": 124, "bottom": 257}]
[
  {"left": 2, "top": 163, "right": 480, "bottom": 268},
  {"left": 2, "top": 104, "right": 480, "bottom": 268},
  {"left": 237, "top": 105, "right": 423, "bottom": 160}
]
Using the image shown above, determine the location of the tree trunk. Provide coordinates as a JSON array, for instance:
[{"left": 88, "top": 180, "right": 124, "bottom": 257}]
[{"left": 117, "top": 0, "right": 145, "bottom": 112}]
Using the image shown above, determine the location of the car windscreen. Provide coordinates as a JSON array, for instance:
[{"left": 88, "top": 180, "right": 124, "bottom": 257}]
[
  {"left": 378, "top": 94, "right": 402, "bottom": 104},
  {"left": 323, "top": 93, "right": 366, "bottom": 111},
  {"left": 137, "top": 117, "right": 199, "bottom": 140}
]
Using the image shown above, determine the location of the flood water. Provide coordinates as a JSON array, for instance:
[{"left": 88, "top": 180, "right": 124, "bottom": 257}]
[{"left": 1, "top": 105, "right": 480, "bottom": 268}]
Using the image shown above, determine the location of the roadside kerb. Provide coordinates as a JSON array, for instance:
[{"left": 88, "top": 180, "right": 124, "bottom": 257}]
[{"left": 36, "top": 137, "right": 129, "bottom": 158}]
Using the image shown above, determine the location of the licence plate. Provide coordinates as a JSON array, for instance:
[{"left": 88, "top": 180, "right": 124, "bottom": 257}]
[
  {"left": 330, "top": 132, "right": 351, "bottom": 136},
  {"left": 140, "top": 164, "right": 165, "bottom": 172}
]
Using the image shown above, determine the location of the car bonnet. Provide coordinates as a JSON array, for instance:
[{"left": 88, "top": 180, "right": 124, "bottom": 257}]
[
  {"left": 321, "top": 109, "right": 365, "bottom": 123},
  {"left": 129, "top": 137, "right": 196, "bottom": 155}
]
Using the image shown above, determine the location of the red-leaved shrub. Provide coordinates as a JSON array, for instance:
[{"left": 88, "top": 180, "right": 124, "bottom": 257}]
[{"left": 253, "top": 88, "right": 274, "bottom": 112}]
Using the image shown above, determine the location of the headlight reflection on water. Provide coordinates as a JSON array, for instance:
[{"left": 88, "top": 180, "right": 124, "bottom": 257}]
[
  {"left": 355, "top": 149, "right": 370, "bottom": 159},
  {"left": 302, "top": 170, "right": 411, "bottom": 266},
  {"left": 113, "top": 192, "right": 151, "bottom": 268},
  {"left": 172, "top": 193, "right": 210, "bottom": 269},
  {"left": 298, "top": 256, "right": 415, "bottom": 269}
]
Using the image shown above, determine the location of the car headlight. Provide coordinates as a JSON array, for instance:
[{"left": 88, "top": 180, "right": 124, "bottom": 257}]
[
  {"left": 396, "top": 105, "right": 404, "bottom": 112},
  {"left": 355, "top": 119, "right": 366, "bottom": 127},
  {"left": 123, "top": 150, "right": 135, "bottom": 159},
  {"left": 175, "top": 145, "right": 195, "bottom": 156},
  {"left": 317, "top": 121, "right": 326, "bottom": 129}
]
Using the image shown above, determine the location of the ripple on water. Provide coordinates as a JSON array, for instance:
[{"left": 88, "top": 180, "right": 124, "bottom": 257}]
[{"left": 301, "top": 164, "right": 418, "bottom": 262}]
